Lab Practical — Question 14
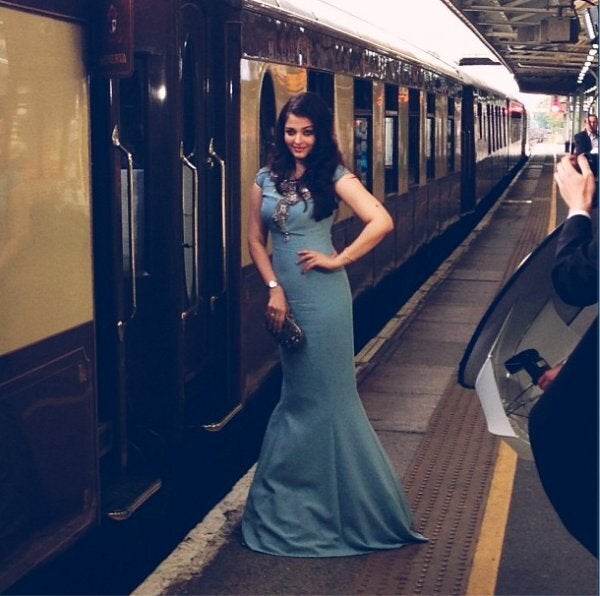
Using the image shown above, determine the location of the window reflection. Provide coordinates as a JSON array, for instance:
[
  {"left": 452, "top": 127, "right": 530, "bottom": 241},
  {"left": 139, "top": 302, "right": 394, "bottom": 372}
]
[
  {"left": 119, "top": 59, "right": 147, "bottom": 279},
  {"left": 0, "top": 7, "right": 92, "bottom": 354},
  {"left": 0, "top": 9, "right": 92, "bottom": 355},
  {"left": 354, "top": 79, "right": 372, "bottom": 191}
]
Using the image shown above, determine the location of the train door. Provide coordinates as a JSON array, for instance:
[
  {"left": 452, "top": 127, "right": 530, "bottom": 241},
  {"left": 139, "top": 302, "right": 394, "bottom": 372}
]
[
  {"left": 178, "top": 1, "right": 239, "bottom": 431},
  {"left": 94, "top": 18, "right": 172, "bottom": 515},
  {"left": 93, "top": 0, "right": 235, "bottom": 518}
]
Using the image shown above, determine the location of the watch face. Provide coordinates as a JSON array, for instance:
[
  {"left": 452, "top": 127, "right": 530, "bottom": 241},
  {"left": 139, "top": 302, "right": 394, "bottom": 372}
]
[{"left": 268, "top": 280, "right": 279, "bottom": 288}]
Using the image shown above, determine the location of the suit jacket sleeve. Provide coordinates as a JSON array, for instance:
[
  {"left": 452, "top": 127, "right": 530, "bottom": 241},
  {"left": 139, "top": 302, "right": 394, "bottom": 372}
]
[{"left": 551, "top": 214, "right": 598, "bottom": 306}]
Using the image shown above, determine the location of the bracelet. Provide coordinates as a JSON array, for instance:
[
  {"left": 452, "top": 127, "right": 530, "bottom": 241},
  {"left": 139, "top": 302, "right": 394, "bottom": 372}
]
[{"left": 342, "top": 248, "right": 354, "bottom": 263}]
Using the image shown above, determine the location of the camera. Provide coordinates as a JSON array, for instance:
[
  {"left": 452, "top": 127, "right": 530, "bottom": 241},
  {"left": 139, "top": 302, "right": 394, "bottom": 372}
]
[
  {"left": 505, "top": 349, "right": 550, "bottom": 385},
  {"left": 571, "top": 150, "right": 598, "bottom": 178}
]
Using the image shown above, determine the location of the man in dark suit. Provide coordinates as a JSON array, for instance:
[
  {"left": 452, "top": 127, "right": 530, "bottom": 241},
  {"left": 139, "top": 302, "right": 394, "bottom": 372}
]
[
  {"left": 529, "top": 153, "right": 598, "bottom": 557},
  {"left": 573, "top": 113, "right": 598, "bottom": 155}
]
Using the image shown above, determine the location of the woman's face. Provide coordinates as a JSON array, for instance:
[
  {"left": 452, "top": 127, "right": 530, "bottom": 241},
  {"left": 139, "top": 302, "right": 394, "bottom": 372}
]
[{"left": 284, "top": 114, "right": 316, "bottom": 162}]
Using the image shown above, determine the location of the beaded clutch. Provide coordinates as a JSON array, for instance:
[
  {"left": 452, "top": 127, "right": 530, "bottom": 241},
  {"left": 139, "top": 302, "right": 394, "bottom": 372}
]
[{"left": 267, "top": 312, "right": 306, "bottom": 351}]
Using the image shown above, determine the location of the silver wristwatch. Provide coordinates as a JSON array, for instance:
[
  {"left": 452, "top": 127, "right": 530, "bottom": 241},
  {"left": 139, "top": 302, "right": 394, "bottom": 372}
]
[{"left": 267, "top": 279, "right": 279, "bottom": 289}]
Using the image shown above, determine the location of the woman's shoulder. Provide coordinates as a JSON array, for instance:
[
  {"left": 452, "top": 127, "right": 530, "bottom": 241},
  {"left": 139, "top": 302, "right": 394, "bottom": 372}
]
[
  {"left": 255, "top": 167, "right": 272, "bottom": 188},
  {"left": 332, "top": 164, "right": 351, "bottom": 182}
]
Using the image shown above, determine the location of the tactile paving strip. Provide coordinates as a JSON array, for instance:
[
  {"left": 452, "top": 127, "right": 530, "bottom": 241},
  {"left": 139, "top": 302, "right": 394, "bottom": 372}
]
[{"left": 353, "top": 381, "right": 498, "bottom": 596}]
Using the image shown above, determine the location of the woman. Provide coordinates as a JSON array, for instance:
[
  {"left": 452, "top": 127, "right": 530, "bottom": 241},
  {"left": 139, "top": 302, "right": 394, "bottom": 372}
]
[{"left": 242, "top": 92, "right": 426, "bottom": 557}]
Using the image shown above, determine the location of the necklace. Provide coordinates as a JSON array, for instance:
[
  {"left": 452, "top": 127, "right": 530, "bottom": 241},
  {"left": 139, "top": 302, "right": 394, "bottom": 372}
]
[{"left": 272, "top": 176, "right": 312, "bottom": 242}]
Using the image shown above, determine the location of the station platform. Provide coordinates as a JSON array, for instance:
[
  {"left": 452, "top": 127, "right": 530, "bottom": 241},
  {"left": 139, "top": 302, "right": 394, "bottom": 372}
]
[{"left": 133, "top": 144, "right": 598, "bottom": 596}]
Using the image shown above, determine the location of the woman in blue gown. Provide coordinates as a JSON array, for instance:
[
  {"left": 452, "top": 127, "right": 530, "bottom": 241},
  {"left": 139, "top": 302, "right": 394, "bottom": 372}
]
[{"left": 242, "top": 92, "right": 427, "bottom": 557}]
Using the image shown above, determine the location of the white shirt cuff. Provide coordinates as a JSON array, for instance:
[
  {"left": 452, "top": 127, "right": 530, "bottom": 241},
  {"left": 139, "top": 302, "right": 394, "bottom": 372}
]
[{"left": 567, "top": 209, "right": 592, "bottom": 219}]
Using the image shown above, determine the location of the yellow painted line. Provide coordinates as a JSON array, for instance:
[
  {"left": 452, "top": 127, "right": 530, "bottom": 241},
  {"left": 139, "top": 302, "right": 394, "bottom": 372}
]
[{"left": 466, "top": 440, "right": 519, "bottom": 596}]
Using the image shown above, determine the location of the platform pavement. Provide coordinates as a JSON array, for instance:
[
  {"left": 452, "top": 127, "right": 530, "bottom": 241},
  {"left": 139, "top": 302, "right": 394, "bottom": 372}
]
[{"left": 133, "top": 145, "right": 597, "bottom": 595}]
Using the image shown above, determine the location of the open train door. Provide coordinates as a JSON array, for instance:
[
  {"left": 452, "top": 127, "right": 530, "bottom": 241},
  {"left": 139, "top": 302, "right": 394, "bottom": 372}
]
[{"left": 458, "top": 225, "right": 596, "bottom": 458}]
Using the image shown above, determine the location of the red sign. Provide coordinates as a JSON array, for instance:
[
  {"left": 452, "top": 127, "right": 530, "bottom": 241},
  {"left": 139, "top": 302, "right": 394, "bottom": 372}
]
[{"left": 96, "top": 0, "right": 134, "bottom": 77}]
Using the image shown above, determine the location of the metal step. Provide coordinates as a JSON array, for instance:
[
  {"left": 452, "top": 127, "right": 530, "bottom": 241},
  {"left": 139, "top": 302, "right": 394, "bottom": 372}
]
[{"left": 102, "top": 476, "right": 162, "bottom": 521}]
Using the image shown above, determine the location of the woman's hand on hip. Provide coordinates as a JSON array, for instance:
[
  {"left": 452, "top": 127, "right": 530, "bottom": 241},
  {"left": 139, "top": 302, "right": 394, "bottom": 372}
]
[{"left": 296, "top": 249, "right": 341, "bottom": 273}]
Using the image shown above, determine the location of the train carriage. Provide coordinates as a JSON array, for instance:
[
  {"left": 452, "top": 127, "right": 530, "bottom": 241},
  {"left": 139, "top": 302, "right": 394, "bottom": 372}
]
[{"left": 0, "top": 0, "right": 526, "bottom": 590}]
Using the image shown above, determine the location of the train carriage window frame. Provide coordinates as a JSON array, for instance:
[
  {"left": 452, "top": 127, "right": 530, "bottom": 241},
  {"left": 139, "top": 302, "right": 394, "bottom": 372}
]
[
  {"left": 408, "top": 87, "right": 420, "bottom": 187},
  {"left": 384, "top": 83, "right": 399, "bottom": 195},
  {"left": 447, "top": 96, "right": 455, "bottom": 173},
  {"left": 353, "top": 78, "right": 373, "bottom": 192},
  {"left": 308, "top": 69, "right": 334, "bottom": 114},
  {"left": 426, "top": 92, "right": 435, "bottom": 181}
]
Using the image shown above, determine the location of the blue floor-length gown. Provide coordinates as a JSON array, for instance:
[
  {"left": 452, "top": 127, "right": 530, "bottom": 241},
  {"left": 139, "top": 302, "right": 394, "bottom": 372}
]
[{"left": 241, "top": 166, "right": 427, "bottom": 557}]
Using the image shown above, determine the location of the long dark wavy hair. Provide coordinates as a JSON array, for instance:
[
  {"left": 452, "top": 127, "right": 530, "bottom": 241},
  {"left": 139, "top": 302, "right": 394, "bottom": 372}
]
[{"left": 270, "top": 92, "right": 344, "bottom": 221}]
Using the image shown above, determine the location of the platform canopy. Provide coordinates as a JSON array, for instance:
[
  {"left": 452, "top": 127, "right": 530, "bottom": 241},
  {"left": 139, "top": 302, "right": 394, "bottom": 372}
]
[{"left": 441, "top": 0, "right": 599, "bottom": 94}]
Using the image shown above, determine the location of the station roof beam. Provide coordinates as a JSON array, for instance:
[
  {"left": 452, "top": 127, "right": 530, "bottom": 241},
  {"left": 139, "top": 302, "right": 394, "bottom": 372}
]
[{"left": 442, "top": 0, "right": 599, "bottom": 94}]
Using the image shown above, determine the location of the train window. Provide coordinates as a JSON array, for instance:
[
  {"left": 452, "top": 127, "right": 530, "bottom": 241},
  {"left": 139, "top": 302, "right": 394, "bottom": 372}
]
[
  {"left": 308, "top": 70, "right": 334, "bottom": 113},
  {"left": 119, "top": 56, "right": 148, "bottom": 280},
  {"left": 487, "top": 104, "right": 492, "bottom": 154},
  {"left": 492, "top": 105, "right": 496, "bottom": 152},
  {"left": 181, "top": 40, "right": 198, "bottom": 306},
  {"left": 408, "top": 88, "right": 420, "bottom": 186},
  {"left": 0, "top": 11, "right": 93, "bottom": 354},
  {"left": 354, "top": 78, "right": 372, "bottom": 110},
  {"left": 496, "top": 106, "right": 501, "bottom": 150},
  {"left": 384, "top": 84, "right": 399, "bottom": 194},
  {"left": 477, "top": 102, "right": 483, "bottom": 139},
  {"left": 260, "top": 72, "right": 277, "bottom": 167},
  {"left": 447, "top": 97, "right": 455, "bottom": 173},
  {"left": 426, "top": 93, "right": 435, "bottom": 180},
  {"left": 493, "top": 105, "right": 498, "bottom": 152},
  {"left": 354, "top": 79, "right": 373, "bottom": 190}
]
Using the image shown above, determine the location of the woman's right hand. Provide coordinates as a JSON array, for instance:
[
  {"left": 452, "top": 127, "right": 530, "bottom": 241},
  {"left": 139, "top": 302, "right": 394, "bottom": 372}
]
[{"left": 266, "top": 286, "right": 288, "bottom": 333}]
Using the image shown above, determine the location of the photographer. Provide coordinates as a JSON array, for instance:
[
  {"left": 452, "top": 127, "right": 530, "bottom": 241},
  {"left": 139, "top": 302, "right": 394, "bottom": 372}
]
[{"left": 528, "top": 153, "right": 598, "bottom": 557}]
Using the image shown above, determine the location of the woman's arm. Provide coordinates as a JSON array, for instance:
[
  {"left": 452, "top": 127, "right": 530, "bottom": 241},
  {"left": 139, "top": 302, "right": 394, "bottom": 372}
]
[
  {"left": 297, "top": 172, "right": 393, "bottom": 272},
  {"left": 247, "top": 182, "right": 288, "bottom": 330}
]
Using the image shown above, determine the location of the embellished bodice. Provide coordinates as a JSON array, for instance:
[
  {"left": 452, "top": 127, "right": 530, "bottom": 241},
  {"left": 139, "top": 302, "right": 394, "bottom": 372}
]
[
  {"left": 270, "top": 177, "right": 313, "bottom": 243},
  {"left": 256, "top": 165, "right": 348, "bottom": 248}
]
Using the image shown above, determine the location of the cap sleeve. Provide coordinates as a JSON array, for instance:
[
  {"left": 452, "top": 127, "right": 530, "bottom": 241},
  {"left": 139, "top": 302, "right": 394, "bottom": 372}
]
[
  {"left": 333, "top": 165, "right": 350, "bottom": 183},
  {"left": 255, "top": 167, "right": 270, "bottom": 188}
]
